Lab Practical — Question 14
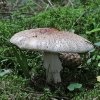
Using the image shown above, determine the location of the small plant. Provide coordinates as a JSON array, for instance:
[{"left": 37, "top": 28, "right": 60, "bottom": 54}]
[
  {"left": 0, "top": 75, "right": 31, "bottom": 100},
  {"left": 67, "top": 83, "right": 82, "bottom": 91},
  {"left": 39, "top": 88, "right": 52, "bottom": 100},
  {"left": 11, "top": 45, "right": 29, "bottom": 78}
]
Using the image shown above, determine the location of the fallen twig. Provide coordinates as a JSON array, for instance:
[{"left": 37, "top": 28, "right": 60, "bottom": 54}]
[
  {"left": 0, "top": 12, "right": 35, "bottom": 15},
  {"left": 53, "top": 96, "right": 69, "bottom": 100},
  {"left": 47, "top": 0, "right": 54, "bottom": 9}
]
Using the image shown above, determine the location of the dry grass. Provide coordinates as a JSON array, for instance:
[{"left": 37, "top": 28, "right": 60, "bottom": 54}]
[{"left": 0, "top": 0, "right": 74, "bottom": 18}]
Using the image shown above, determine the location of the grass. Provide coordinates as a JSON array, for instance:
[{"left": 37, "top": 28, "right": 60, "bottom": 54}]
[
  {"left": 0, "top": 75, "right": 31, "bottom": 100},
  {"left": 1, "top": 74, "right": 100, "bottom": 100},
  {"left": 72, "top": 84, "right": 100, "bottom": 100}
]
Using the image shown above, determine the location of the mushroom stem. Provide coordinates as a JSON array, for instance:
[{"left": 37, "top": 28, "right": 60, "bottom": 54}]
[{"left": 44, "top": 52, "right": 62, "bottom": 83}]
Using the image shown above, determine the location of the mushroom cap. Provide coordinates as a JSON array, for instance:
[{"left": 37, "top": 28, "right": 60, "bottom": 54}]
[{"left": 10, "top": 28, "right": 94, "bottom": 53}]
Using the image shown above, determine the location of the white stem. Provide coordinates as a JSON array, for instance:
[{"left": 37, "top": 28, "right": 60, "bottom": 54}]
[{"left": 44, "top": 52, "right": 62, "bottom": 83}]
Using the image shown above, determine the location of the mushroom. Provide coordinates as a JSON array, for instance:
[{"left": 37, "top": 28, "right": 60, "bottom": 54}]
[{"left": 10, "top": 28, "right": 94, "bottom": 83}]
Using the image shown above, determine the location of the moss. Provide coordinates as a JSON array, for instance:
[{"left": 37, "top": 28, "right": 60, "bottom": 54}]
[
  {"left": 0, "top": 75, "right": 32, "bottom": 100},
  {"left": 23, "top": 6, "right": 100, "bottom": 38},
  {"left": 28, "top": 7, "right": 84, "bottom": 30}
]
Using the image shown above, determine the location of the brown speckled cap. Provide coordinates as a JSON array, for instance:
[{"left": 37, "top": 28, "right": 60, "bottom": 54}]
[{"left": 10, "top": 28, "right": 94, "bottom": 53}]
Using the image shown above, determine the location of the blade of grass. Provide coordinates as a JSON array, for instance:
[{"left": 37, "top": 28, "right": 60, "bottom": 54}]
[
  {"left": 11, "top": 45, "right": 29, "bottom": 78},
  {"left": 19, "top": 48, "right": 29, "bottom": 77},
  {"left": 86, "top": 28, "right": 100, "bottom": 34}
]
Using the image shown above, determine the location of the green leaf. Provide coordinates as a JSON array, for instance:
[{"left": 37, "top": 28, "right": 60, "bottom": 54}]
[
  {"left": 89, "top": 48, "right": 95, "bottom": 53},
  {"left": 75, "top": 83, "right": 82, "bottom": 88},
  {"left": 86, "top": 28, "right": 100, "bottom": 35},
  {"left": 94, "top": 42, "right": 100, "bottom": 47},
  {"left": 92, "top": 55, "right": 96, "bottom": 60},
  {"left": 67, "top": 84, "right": 75, "bottom": 91},
  {"left": 87, "top": 58, "right": 91, "bottom": 64},
  {"left": 98, "top": 63, "right": 100, "bottom": 67},
  {"left": 0, "top": 69, "right": 11, "bottom": 77},
  {"left": 96, "top": 55, "right": 100, "bottom": 60},
  {"left": 44, "top": 88, "right": 50, "bottom": 91},
  {"left": 67, "top": 83, "right": 82, "bottom": 91}
]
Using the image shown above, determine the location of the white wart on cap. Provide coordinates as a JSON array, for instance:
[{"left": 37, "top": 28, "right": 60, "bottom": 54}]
[{"left": 10, "top": 28, "right": 94, "bottom": 83}]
